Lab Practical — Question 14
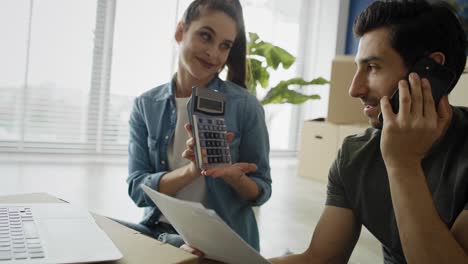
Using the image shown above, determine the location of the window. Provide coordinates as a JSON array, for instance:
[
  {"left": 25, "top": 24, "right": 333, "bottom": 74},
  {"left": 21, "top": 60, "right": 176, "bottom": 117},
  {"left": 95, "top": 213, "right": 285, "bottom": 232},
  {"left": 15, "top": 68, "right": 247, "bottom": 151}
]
[
  {"left": 0, "top": 0, "right": 346, "bottom": 155},
  {"left": 105, "top": 0, "right": 179, "bottom": 153},
  {"left": 0, "top": 0, "right": 97, "bottom": 153},
  {"left": 0, "top": 0, "right": 29, "bottom": 146},
  {"left": 242, "top": 0, "right": 303, "bottom": 151}
]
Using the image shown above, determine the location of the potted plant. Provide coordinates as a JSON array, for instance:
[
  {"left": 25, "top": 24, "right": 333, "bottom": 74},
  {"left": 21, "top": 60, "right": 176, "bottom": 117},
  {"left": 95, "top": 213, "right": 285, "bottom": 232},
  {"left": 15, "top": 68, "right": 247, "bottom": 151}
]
[{"left": 246, "top": 32, "right": 328, "bottom": 105}]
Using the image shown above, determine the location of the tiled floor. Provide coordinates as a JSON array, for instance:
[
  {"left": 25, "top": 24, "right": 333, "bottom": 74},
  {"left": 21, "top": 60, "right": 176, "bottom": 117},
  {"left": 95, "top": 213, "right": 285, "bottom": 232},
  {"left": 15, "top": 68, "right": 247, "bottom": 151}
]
[{"left": 0, "top": 155, "right": 382, "bottom": 262}]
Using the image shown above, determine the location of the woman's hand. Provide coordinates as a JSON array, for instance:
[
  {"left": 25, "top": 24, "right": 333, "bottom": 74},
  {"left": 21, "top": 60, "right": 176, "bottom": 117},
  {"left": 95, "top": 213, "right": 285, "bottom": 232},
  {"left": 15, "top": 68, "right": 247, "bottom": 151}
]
[
  {"left": 180, "top": 244, "right": 205, "bottom": 257},
  {"left": 182, "top": 123, "right": 257, "bottom": 185},
  {"left": 199, "top": 128, "right": 257, "bottom": 182},
  {"left": 202, "top": 163, "right": 257, "bottom": 183},
  {"left": 182, "top": 123, "right": 202, "bottom": 178}
]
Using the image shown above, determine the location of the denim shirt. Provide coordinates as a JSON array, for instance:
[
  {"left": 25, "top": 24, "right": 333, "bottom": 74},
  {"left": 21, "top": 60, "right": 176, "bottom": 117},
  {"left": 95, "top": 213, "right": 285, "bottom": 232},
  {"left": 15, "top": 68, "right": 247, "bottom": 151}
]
[{"left": 127, "top": 76, "right": 271, "bottom": 250}]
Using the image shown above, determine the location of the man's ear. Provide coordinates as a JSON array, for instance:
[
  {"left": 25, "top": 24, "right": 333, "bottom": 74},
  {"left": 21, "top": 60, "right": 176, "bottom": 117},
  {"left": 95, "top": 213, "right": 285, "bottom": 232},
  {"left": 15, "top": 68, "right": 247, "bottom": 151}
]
[
  {"left": 175, "top": 22, "right": 184, "bottom": 43},
  {"left": 429, "top": 51, "right": 446, "bottom": 65}
]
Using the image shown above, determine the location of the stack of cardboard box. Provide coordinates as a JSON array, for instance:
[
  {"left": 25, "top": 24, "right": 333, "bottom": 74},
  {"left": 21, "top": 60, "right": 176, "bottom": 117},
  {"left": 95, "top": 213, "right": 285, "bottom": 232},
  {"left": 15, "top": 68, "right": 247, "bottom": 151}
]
[{"left": 298, "top": 55, "right": 368, "bottom": 183}]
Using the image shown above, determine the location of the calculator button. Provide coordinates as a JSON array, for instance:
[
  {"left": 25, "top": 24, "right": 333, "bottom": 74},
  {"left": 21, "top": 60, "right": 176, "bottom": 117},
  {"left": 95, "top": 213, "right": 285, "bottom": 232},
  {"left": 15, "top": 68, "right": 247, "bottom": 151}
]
[{"left": 194, "top": 116, "right": 231, "bottom": 166}]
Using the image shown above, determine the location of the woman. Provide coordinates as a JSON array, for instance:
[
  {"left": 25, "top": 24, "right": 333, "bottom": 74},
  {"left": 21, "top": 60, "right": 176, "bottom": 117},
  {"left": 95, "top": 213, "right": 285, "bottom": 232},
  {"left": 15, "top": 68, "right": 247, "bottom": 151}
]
[{"left": 125, "top": 0, "right": 271, "bottom": 251}]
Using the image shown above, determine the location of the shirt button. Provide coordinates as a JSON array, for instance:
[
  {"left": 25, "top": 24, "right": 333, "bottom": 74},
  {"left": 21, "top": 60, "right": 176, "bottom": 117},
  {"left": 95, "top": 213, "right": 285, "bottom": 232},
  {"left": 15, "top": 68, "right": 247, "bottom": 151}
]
[
  {"left": 165, "top": 136, "right": 169, "bottom": 140},
  {"left": 161, "top": 160, "right": 166, "bottom": 164}
]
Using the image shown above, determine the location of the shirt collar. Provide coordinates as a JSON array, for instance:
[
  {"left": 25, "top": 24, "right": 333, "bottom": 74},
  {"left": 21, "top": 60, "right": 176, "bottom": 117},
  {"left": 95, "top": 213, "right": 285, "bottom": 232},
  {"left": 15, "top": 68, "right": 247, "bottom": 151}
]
[{"left": 170, "top": 73, "right": 223, "bottom": 97}]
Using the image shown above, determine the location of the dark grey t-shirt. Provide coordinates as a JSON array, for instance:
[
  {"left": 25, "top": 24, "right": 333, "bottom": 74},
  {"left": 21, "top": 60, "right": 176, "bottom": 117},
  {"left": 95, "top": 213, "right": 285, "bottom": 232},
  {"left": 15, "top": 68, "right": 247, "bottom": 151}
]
[{"left": 326, "top": 106, "right": 468, "bottom": 264}]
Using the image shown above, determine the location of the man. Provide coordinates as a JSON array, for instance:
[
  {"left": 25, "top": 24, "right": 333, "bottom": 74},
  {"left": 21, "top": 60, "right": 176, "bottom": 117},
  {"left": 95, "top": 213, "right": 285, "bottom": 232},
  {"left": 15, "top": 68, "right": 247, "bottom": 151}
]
[{"left": 271, "top": 1, "right": 468, "bottom": 263}]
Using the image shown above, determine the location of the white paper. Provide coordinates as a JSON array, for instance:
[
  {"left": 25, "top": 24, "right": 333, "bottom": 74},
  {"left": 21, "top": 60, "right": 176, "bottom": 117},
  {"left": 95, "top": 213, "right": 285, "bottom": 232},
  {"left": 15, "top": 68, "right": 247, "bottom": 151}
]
[{"left": 141, "top": 185, "right": 271, "bottom": 264}]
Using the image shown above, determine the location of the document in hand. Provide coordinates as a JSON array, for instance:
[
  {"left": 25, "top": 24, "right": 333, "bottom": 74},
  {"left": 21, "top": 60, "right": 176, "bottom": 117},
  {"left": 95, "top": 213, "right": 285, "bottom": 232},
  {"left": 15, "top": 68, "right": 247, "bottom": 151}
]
[{"left": 141, "top": 185, "right": 271, "bottom": 264}]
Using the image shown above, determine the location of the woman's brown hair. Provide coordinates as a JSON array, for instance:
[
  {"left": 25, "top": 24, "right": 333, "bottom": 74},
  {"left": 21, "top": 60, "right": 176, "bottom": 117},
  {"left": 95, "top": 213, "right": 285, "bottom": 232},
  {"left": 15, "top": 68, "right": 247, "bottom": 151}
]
[{"left": 181, "top": 0, "right": 247, "bottom": 88}]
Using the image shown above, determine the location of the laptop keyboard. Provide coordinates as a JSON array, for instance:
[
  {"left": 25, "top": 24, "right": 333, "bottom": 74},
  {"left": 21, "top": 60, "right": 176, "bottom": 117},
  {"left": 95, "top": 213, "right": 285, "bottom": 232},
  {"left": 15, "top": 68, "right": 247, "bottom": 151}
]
[{"left": 0, "top": 207, "right": 45, "bottom": 261}]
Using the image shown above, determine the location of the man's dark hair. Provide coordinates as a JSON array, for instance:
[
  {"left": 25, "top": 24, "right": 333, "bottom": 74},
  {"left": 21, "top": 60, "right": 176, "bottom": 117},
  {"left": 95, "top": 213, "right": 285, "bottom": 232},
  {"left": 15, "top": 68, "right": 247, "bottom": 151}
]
[{"left": 354, "top": 0, "right": 467, "bottom": 92}]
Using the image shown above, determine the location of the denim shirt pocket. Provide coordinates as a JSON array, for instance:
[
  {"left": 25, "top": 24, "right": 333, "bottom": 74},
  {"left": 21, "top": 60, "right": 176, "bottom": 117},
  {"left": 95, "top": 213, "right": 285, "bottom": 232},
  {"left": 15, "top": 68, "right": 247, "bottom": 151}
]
[{"left": 147, "top": 136, "right": 170, "bottom": 172}]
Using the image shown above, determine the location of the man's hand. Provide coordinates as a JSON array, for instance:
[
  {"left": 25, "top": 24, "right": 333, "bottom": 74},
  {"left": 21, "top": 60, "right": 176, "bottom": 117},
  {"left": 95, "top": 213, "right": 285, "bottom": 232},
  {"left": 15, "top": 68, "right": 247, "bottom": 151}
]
[{"left": 379, "top": 73, "right": 452, "bottom": 170}]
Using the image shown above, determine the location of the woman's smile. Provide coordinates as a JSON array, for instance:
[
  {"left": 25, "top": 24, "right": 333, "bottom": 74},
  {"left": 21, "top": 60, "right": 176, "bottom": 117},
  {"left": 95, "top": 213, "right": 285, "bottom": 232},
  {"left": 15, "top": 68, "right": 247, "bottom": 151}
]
[{"left": 196, "top": 56, "right": 216, "bottom": 69}]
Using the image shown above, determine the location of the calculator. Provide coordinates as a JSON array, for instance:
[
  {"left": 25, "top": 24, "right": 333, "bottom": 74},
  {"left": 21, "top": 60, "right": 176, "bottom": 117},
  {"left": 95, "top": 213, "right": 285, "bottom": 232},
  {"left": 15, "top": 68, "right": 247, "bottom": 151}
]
[{"left": 187, "top": 86, "right": 231, "bottom": 169}]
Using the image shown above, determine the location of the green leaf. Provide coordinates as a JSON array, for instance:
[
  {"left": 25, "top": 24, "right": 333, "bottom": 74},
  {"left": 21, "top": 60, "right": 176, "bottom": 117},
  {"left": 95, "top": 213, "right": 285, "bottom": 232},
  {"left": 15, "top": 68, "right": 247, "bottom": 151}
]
[
  {"left": 247, "top": 59, "right": 270, "bottom": 94},
  {"left": 252, "top": 42, "right": 295, "bottom": 70},
  {"left": 247, "top": 33, "right": 295, "bottom": 70},
  {"left": 260, "top": 78, "right": 326, "bottom": 105},
  {"left": 281, "top": 77, "right": 329, "bottom": 86},
  {"left": 247, "top": 59, "right": 270, "bottom": 95},
  {"left": 248, "top": 32, "right": 259, "bottom": 44},
  {"left": 246, "top": 32, "right": 329, "bottom": 105},
  {"left": 248, "top": 58, "right": 269, "bottom": 89}
]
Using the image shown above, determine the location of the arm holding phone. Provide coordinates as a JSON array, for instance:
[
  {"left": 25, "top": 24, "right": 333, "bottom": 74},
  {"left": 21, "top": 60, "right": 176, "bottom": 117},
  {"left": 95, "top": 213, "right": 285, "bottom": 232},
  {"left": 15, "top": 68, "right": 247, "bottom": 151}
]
[{"left": 380, "top": 61, "right": 468, "bottom": 263}]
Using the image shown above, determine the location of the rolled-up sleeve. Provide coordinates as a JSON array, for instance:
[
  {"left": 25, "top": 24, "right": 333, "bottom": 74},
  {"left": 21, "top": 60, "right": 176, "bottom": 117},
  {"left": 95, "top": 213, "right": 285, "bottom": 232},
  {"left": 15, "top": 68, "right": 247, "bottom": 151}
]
[
  {"left": 326, "top": 148, "right": 351, "bottom": 209},
  {"left": 127, "top": 97, "right": 167, "bottom": 207},
  {"left": 238, "top": 95, "right": 272, "bottom": 206}
]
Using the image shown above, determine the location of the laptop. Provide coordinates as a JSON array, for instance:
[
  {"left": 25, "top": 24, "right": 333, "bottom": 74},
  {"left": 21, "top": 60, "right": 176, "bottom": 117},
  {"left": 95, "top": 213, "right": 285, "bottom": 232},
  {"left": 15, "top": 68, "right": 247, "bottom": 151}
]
[
  {"left": 141, "top": 184, "right": 271, "bottom": 264},
  {"left": 0, "top": 203, "right": 122, "bottom": 263}
]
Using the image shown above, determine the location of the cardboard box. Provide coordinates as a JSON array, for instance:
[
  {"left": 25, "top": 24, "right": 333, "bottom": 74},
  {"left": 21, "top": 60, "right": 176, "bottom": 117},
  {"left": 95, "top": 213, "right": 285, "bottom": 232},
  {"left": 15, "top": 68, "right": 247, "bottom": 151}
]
[
  {"left": 298, "top": 121, "right": 338, "bottom": 182},
  {"left": 327, "top": 55, "right": 368, "bottom": 124},
  {"left": 449, "top": 60, "right": 468, "bottom": 107},
  {"left": 0, "top": 193, "right": 199, "bottom": 264},
  {"left": 298, "top": 121, "right": 368, "bottom": 182}
]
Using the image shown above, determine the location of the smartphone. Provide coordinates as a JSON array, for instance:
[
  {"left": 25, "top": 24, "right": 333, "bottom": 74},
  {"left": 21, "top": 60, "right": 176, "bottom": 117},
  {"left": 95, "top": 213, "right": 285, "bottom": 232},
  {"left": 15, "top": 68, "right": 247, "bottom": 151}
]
[
  {"left": 378, "top": 57, "right": 456, "bottom": 124},
  {"left": 187, "top": 86, "right": 231, "bottom": 169}
]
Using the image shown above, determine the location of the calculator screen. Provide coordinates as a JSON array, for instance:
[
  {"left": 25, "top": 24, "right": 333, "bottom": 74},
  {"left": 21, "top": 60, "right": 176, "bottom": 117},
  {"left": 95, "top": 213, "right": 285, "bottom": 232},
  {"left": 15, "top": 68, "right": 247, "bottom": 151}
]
[{"left": 198, "top": 97, "right": 223, "bottom": 112}]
